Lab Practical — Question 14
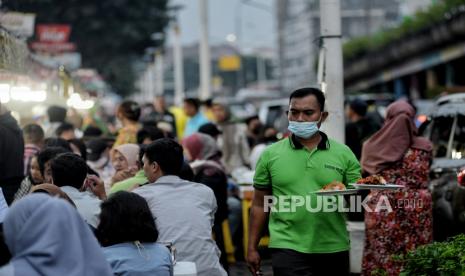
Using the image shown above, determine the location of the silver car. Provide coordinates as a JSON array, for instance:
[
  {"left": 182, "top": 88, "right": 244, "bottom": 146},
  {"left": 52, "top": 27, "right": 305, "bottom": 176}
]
[{"left": 421, "top": 93, "right": 465, "bottom": 241}]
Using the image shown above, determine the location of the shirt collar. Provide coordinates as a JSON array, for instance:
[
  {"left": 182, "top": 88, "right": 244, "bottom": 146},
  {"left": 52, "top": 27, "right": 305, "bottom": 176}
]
[
  {"left": 154, "top": 175, "right": 181, "bottom": 184},
  {"left": 289, "top": 131, "right": 329, "bottom": 150}
]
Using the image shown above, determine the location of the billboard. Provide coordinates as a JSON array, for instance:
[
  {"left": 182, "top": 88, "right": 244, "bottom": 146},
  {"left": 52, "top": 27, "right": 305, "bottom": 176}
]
[{"left": 0, "top": 12, "right": 36, "bottom": 37}]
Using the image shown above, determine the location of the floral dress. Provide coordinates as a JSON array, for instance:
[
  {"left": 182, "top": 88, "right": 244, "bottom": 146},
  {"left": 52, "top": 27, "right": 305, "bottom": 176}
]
[
  {"left": 362, "top": 148, "right": 433, "bottom": 276},
  {"left": 113, "top": 124, "right": 140, "bottom": 148}
]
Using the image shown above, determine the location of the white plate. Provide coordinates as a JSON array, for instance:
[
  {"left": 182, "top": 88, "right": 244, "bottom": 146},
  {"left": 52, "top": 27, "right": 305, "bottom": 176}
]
[
  {"left": 310, "top": 189, "right": 359, "bottom": 196},
  {"left": 350, "top": 183, "right": 405, "bottom": 190}
]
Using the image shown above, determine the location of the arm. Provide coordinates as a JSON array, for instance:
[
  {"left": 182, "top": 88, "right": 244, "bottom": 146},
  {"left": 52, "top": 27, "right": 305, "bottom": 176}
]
[
  {"left": 344, "top": 150, "right": 362, "bottom": 185},
  {"left": 247, "top": 188, "right": 271, "bottom": 275},
  {"left": 86, "top": 175, "right": 107, "bottom": 200},
  {"left": 238, "top": 128, "right": 251, "bottom": 167},
  {"left": 247, "top": 149, "right": 271, "bottom": 275}
]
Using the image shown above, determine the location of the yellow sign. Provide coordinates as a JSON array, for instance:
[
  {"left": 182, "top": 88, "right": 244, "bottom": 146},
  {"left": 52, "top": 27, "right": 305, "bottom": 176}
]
[{"left": 218, "top": 55, "right": 241, "bottom": 71}]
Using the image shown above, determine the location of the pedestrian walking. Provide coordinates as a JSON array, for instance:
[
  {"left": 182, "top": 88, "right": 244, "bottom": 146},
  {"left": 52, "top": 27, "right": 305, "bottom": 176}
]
[
  {"left": 247, "top": 88, "right": 361, "bottom": 276},
  {"left": 361, "top": 100, "right": 433, "bottom": 276}
]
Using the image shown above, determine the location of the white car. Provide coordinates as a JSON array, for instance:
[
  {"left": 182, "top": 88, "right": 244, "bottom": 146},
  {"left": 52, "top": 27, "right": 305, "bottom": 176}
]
[
  {"left": 421, "top": 93, "right": 465, "bottom": 241},
  {"left": 258, "top": 98, "right": 289, "bottom": 133}
]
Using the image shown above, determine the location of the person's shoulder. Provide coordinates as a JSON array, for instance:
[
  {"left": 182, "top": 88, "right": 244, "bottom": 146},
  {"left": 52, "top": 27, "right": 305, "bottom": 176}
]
[
  {"left": 150, "top": 243, "right": 172, "bottom": 256},
  {"left": 264, "top": 138, "right": 288, "bottom": 153},
  {"left": 132, "top": 183, "right": 155, "bottom": 194},
  {"left": 186, "top": 180, "right": 216, "bottom": 195},
  {"left": 327, "top": 138, "right": 354, "bottom": 154},
  {"left": 102, "top": 243, "right": 134, "bottom": 259}
]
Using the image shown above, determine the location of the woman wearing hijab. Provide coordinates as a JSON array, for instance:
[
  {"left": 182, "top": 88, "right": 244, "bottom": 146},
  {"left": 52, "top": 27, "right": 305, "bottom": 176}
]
[
  {"left": 182, "top": 133, "right": 229, "bottom": 271},
  {"left": 360, "top": 100, "right": 433, "bottom": 276},
  {"left": 0, "top": 194, "right": 113, "bottom": 276},
  {"left": 110, "top": 144, "right": 141, "bottom": 187},
  {"left": 96, "top": 191, "right": 173, "bottom": 276}
]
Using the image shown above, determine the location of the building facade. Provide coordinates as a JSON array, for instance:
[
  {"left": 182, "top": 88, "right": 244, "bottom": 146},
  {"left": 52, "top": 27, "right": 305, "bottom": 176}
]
[{"left": 276, "top": 0, "right": 402, "bottom": 93}]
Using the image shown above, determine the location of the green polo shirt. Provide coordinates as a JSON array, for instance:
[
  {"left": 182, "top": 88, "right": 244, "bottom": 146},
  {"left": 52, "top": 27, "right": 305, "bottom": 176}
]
[
  {"left": 254, "top": 132, "right": 361, "bottom": 253},
  {"left": 109, "top": 170, "right": 148, "bottom": 194}
]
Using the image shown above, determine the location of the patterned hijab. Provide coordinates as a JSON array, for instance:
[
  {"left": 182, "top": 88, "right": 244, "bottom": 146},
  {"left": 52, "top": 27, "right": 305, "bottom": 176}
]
[
  {"left": 3, "top": 194, "right": 113, "bottom": 276},
  {"left": 182, "top": 133, "right": 221, "bottom": 161},
  {"left": 361, "top": 100, "right": 432, "bottom": 175}
]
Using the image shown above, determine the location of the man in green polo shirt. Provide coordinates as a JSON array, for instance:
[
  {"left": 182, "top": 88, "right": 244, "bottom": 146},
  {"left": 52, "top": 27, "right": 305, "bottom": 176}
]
[{"left": 247, "top": 87, "right": 361, "bottom": 276}]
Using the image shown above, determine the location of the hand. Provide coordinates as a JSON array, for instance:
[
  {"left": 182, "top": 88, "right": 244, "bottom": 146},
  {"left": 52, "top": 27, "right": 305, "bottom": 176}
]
[
  {"left": 246, "top": 248, "right": 261, "bottom": 275},
  {"left": 111, "top": 169, "right": 135, "bottom": 185},
  {"left": 86, "top": 175, "right": 107, "bottom": 200},
  {"left": 128, "top": 165, "right": 139, "bottom": 175}
]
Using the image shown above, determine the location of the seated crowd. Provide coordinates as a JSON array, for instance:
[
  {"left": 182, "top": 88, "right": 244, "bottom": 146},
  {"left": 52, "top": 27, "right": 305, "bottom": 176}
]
[{"left": 0, "top": 97, "right": 280, "bottom": 276}]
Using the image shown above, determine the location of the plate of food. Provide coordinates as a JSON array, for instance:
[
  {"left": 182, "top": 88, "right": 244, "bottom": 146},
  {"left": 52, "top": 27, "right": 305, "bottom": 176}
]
[
  {"left": 351, "top": 175, "right": 404, "bottom": 190},
  {"left": 310, "top": 181, "right": 359, "bottom": 196}
]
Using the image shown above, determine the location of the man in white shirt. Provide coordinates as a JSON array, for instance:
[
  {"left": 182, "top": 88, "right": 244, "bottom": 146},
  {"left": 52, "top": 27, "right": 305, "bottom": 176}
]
[
  {"left": 134, "top": 138, "right": 226, "bottom": 276},
  {"left": 50, "top": 153, "right": 105, "bottom": 228}
]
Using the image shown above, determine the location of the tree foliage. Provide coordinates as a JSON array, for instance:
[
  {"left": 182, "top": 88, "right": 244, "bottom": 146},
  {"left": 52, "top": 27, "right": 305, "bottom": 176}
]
[
  {"left": 2, "top": 0, "right": 170, "bottom": 96},
  {"left": 343, "top": 0, "right": 465, "bottom": 61}
]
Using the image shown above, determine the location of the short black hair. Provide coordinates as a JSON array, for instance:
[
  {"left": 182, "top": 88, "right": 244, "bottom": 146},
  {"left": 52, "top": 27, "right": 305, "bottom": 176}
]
[
  {"left": 203, "top": 98, "right": 213, "bottom": 107},
  {"left": 44, "top": 137, "right": 72, "bottom": 152},
  {"left": 349, "top": 98, "right": 368, "bottom": 117},
  {"left": 37, "top": 147, "right": 70, "bottom": 176},
  {"left": 118, "top": 101, "right": 141, "bottom": 122},
  {"left": 47, "top": 105, "right": 67, "bottom": 123},
  {"left": 245, "top": 115, "right": 260, "bottom": 126},
  {"left": 96, "top": 191, "right": 158, "bottom": 247},
  {"left": 23, "top": 124, "right": 44, "bottom": 144},
  {"left": 145, "top": 138, "right": 183, "bottom": 176},
  {"left": 184, "top": 98, "right": 200, "bottom": 111},
  {"left": 138, "top": 144, "right": 146, "bottom": 165},
  {"left": 137, "top": 127, "right": 165, "bottom": 145},
  {"left": 199, "top": 123, "right": 222, "bottom": 137},
  {"left": 55, "top": 122, "right": 74, "bottom": 137},
  {"left": 50, "top": 153, "right": 88, "bottom": 189},
  {"left": 83, "top": 126, "right": 103, "bottom": 137},
  {"left": 289, "top": 87, "right": 325, "bottom": 111},
  {"left": 69, "top": 139, "right": 87, "bottom": 161},
  {"left": 179, "top": 161, "right": 194, "bottom": 181}
]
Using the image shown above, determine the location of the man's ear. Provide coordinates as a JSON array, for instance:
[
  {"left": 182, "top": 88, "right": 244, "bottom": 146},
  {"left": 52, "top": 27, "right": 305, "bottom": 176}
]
[
  {"left": 320, "top": 111, "right": 329, "bottom": 123},
  {"left": 152, "top": 161, "right": 160, "bottom": 173}
]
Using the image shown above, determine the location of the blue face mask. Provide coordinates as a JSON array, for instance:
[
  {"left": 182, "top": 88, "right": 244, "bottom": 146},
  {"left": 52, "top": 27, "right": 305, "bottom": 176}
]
[{"left": 288, "top": 119, "right": 320, "bottom": 139}]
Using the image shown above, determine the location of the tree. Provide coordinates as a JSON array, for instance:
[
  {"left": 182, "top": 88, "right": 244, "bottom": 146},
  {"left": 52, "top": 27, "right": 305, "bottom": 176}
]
[{"left": 2, "top": 0, "right": 170, "bottom": 96}]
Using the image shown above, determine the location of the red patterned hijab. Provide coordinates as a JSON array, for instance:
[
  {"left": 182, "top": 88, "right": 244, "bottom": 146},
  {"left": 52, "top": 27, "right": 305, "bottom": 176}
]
[{"left": 361, "top": 100, "right": 432, "bottom": 175}]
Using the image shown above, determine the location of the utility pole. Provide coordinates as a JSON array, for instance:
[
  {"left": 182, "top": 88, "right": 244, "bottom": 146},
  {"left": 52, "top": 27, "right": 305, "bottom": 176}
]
[
  {"left": 198, "top": 0, "right": 211, "bottom": 100},
  {"left": 173, "top": 21, "right": 184, "bottom": 106},
  {"left": 155, "top": 50, "right": 164, "bottom": 96},
  {"left": 148, "top": 63, "right": 155, "bottom": 100},
  {"left": 319, "top": 0, "right": 345, "bottom": 143},
  {"left": 257, "top": 54, "right": 266, "bottom": 88},
  {"left": 235, "top": 1, "right": 244, "bottom": 90}
]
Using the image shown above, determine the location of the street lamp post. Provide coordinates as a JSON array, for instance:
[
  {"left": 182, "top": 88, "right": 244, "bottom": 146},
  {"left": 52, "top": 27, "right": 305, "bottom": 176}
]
[
  {"left": 235, "top": 1, "right": 244, "bottom": 90},
  {"left": 319, "top": 0, "right": 345, "bottom": 143},
  {"left": 173, "top": 21, "right": 184, "bottom": 105},
  {"left": 198, "top": 0, "right": 211, "bottom": 100}
]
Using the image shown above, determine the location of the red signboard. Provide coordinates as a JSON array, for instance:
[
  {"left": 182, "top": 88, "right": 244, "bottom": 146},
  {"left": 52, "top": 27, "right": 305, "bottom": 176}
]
[{"left": 36, "top": 24, "right": 71, "bottom": 43}]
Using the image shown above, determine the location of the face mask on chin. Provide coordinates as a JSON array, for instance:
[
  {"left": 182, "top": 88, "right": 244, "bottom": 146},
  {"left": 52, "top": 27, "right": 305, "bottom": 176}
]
[{"left": 288, "top": 117, "right": 321, "bottom": 139}]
